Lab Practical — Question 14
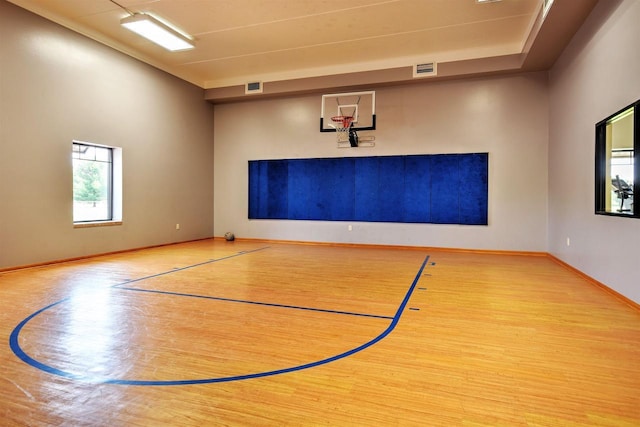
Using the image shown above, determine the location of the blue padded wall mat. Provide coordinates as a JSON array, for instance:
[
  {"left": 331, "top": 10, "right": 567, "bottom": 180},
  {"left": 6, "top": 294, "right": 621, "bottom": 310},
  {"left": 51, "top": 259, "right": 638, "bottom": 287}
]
[{"left": 248, "top": 153, "right": 488, "bottom": 225}]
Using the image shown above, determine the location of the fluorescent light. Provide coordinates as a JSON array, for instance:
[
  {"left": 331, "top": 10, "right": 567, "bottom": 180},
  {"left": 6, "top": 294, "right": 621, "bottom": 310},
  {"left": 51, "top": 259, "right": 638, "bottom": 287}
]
[
  {"left": 121, "top": 13, "right": 194, "bottom": 52},
  {"left": 543, "top": 0, "right": 555, "bottom": 18},
  {"left": 610, "top": 107, "right": 634, "bottom": 124}
]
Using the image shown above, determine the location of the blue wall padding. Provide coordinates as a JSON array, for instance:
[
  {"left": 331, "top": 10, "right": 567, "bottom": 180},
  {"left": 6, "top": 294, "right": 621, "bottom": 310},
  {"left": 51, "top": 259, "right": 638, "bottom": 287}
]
[
  {"left": 248, "top": 153, "right": 488, "bottom": 225},
  {"left": 403, "top": 155, "right": 432, "bottom": 222},
  {"left": 430, "top": 155, "right": 460, "bottom": 224},
  {"left": 459, "top": 154, "right": 489, "bottom": 225}
]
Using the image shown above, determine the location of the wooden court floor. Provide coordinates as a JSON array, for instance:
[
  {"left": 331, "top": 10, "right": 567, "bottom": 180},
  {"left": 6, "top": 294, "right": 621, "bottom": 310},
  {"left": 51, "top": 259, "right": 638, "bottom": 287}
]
[{"left": 1, "top": 239, "right": 639, "bottom": 426}]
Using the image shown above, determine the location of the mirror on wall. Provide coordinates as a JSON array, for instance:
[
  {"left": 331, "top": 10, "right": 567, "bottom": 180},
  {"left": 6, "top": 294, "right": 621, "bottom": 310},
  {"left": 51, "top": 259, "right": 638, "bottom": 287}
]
[{"left": 595, "top": 100, "right": 638, "bottom": 218}]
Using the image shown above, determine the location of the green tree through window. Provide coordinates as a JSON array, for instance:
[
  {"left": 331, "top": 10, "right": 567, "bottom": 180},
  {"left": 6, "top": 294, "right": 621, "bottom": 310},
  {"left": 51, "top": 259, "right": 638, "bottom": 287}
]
[{"left": 73, "top": 161, "right": 107, "bottom": 203}]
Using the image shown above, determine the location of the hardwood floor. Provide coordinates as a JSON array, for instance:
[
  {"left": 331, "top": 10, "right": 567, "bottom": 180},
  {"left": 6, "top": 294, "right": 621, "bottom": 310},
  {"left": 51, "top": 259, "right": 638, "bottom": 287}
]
[{"left": 1, "top": 239, "right": 638, "bottom": 426}]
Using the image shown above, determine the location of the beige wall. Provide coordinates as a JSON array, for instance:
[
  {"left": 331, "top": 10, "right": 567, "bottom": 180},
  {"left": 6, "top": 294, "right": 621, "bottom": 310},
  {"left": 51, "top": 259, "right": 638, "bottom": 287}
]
[
  {"left": 214, "top": 73, "right": 549, "bottom": 251},
  {"left": 0, "top": 1, "right": 215, "bottom": 269},
  {"left": 548, "top": 0, "right": 640, "bottom": 302}
]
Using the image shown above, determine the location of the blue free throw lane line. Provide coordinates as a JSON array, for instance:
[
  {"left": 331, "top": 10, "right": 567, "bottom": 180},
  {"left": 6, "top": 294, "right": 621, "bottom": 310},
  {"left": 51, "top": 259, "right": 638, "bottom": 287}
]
[
  {"left": 117, "top": 286, "right": 394, "bottom": 320},
  {"left": 112, "top": 246, "right": 270, "bottom": 288},
  {"left": 9, "top": 255, "right": 431, "bottom": 386}
]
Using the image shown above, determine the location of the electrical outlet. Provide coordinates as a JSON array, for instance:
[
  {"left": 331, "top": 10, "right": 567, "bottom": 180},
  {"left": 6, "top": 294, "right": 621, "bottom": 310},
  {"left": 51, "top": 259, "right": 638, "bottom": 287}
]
[
  {"left": 566, "top": 237, "right": 570, "bottom": 246},
  {"left": 348, "top": 225, "right": 353, "bottom": 231},
  {"left": 176, "top": 224, "right": 180, "bottom": 230}
]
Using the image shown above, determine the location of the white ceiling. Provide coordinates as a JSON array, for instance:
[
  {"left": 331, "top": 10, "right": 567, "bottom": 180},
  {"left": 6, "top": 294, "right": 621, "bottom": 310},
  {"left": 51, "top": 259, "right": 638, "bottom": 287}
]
[{"left": 8, "top": 0, "right": 598, "bottom": 91}]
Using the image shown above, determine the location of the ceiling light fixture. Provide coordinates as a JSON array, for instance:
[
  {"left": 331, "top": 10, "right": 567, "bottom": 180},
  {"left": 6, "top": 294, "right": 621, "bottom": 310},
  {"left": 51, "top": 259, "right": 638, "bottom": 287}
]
[
  {"left": 543, "top": 0, "right": 555, "bottom": 18},
  {"left": 121, "top": 13, "right": 194, "bottom": 52}
]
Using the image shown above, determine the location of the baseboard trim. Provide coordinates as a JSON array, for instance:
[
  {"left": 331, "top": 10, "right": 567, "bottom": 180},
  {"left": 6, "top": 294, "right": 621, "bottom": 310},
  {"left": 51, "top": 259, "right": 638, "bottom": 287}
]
[{"left": 546, "top": 253, "right": 640, "bottom": 312}]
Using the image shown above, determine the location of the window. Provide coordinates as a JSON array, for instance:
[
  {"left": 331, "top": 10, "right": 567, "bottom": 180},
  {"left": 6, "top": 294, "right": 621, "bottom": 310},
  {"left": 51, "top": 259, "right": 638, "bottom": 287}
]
[
  {"left": 595, "top": 100, "right": 638, "bottom": 218},
  {"left": 72, "top": 142, "right": 122, "bottom": 224}
]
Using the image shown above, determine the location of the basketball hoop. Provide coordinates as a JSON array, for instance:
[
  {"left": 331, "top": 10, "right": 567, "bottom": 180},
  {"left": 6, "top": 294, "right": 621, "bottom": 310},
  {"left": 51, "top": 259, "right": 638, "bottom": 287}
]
[
  {"left": 331, "top": 115, "right": 354, "bottom": 128},
  {"left": 331, "top": 115, "right": 354, "bottom": 144},
  {"left": 321, "top": 92, "right": 375, "bottom": 147}
]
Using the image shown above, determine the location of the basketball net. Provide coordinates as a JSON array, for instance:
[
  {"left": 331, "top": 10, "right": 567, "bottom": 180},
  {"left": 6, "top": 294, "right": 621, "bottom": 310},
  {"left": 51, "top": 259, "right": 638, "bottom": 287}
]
[{"left": 331, "top": 115, "right": 354, "bottom": 144}]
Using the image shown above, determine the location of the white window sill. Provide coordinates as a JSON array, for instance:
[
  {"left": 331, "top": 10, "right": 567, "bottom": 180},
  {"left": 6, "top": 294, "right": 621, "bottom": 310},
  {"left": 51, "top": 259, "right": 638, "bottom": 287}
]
[{"left": 74, "top": 221, "right": 123, "bottom": 229}]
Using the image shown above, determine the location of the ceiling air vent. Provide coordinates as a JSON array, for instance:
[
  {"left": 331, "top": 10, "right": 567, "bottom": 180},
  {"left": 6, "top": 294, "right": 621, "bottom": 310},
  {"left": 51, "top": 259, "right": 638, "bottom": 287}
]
[
  {"left": 413, "top": 62, "right": 437, "bottom": 78},
  {"left": 245, "top": 81, "right": 263, "bottom": 94}
]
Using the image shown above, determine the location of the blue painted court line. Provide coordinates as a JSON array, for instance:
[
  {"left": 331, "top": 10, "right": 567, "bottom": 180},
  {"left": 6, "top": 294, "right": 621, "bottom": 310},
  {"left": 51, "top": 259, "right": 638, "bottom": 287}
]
[
  {"left": 117, "top": 286, "right": 394, "bottom": 320},
  {"left": 9, "top": 298, "right": 87, "bottom": 381},
  {"left": 115, "top": 244, "right": 392, "bottom": 319},
  {"left": 112, "top": 246, "right": 270, "bottom": 288},
  {"left": 9, "top": 254, "right": 432, "bottom": 386}
]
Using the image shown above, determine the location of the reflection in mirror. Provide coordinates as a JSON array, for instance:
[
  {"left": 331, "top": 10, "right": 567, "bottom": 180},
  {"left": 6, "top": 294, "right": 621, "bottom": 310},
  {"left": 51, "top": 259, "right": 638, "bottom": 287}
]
[
  {"left": 607, "top": 108, "right": 634, "bottom": 214},
  {"left": 595, "top": 101, "right": 638, "bottom": 218}
]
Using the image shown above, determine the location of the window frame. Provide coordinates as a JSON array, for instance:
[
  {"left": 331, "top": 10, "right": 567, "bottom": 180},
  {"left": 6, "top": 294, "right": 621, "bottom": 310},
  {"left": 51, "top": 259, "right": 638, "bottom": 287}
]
[
  {"left": 595, "top": 99, "right": 639, "bottom": 219},
  {"left": 72, "top": 141, "right": 122, "bottom": 226}
]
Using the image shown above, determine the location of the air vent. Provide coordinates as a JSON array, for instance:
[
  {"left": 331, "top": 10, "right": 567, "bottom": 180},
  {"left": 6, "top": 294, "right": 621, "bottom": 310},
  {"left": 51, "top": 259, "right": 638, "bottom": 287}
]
[
  {"left": 413, "top": 62, "right": 437, "bottom": 78},
  {"left": 245, "top": 81, "right": 263, "bottom": 94}
]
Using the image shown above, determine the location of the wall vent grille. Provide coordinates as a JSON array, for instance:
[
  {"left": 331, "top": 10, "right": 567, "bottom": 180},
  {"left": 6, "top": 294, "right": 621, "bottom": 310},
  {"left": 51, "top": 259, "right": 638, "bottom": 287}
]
[
  {"left": 245, "top": 81, "right": 263, "bottom": 94},
  {"left": 413, "top": 62, "right": 437, "bottom": 78}
]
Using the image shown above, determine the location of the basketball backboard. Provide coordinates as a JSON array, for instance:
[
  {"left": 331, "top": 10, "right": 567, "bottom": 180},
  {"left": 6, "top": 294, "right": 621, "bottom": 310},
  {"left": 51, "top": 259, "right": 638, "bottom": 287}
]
[{"left": 320, "top": 91, "right": 376, "bottom": 132}]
